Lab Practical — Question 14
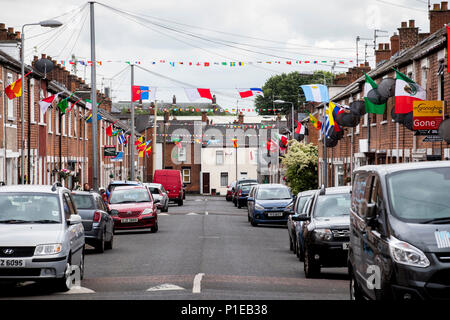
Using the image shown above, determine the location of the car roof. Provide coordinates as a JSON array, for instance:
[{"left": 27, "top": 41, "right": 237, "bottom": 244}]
[
  {"left": 257, "top": 184, "right": 288, "bottom": 188},
  {"left": 321, "top": 186, "right": 352, "bottom": 195},
  {"left": 297, "top": 189, "right": 317, "bottom": 197},
  {"left": 112, "top": 185, "right": 147, "bottom": 191},
  {"left": 0, "top": 184, "right": 69, "bottom": 194},
  {"left": 355, "top": 161, "right": 450, "bottom": 176},
  {"left": 109, "top": 180, "right": 141, "bottom": 185},
  {"left": 144, "top": 183, "right": 162, "bottom": 188},
  {"left": 72, "top": 191, "right": 98, "bottom": 196}
]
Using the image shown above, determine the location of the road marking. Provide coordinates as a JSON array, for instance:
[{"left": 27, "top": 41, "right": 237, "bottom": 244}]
[
  {"left": 58, "top": 286, "right": 95, "bottom": 295},
  {"left": 199, "top": 236, "right": 220, "bottom": 239},
  {"left": 146, "top": 283, "right": 186, "bottom": 292},
  {"left": 192, "top": 273, "right": 205, "bottom": 293},
  {"left": 205, "top": 211, "right": 208, "bottom": 215},
  {"left": 159, "top": 213, "right": 169, "bottom": 216},
  {"left": 187, "top": 212, "right": 199, "bottom": 215}
]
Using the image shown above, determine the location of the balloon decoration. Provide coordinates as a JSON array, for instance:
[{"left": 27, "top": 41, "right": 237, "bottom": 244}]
[
  {"left": 377, "top": 78, "right": 396, "bottom": 99},
  {"left": 349, "top": 101, "right": 366, "bottom": 116},
  {"left": 335, "top": 112, "right": 360, "bottom": 128},
  {"left": 367, "top": 88, "right": 388, "bottom": 105}
]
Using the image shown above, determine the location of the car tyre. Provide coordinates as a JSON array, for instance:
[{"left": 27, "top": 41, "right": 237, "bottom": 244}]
[
  {"left": 304, "top": 248, "right": 320, "bottom": 278},
  {"left": 297, "top": 238, "right": 304, "bottom": 261},
  {"left": 349, "top": 267, "right": 365, "bottom": 300},
  {"left": 250, "top": 217, "right": 258, "bottom": 227},
  {"left": 53, "top": 258, "right": 72, "bottom": 292},
  {"left": 151, "top": 222, "right": 159, "bottom": 233},
  {"left": 178, "top": 198, "right": 183, "bottom": 206},
  {"left": 237, "top": 201, "right": 242, "bottom": 209},
  {"left": 95, "top": 232, "right": 105, "bottom": 253},
  {"left": 105, "top": 232, "right": 114, "bottom": 250},
  {"left": 289, "top": 236, "right": 294, "bottom": 251}
]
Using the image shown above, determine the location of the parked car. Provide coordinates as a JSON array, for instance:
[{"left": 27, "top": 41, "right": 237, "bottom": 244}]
[
  {"left": 226, "top": 181, "right": 236, "bottom": 201},
  {"left": 233, "top": 178, "right": 258, "bottom": 205},
  {"left": 107, "top": 180, "right": 142, "bottom": 193},
  {"left": 294, "top": 194, "right": 316, "bottom": 261},
  {"left": 0, "top": 183, "right": 85, "bottom": 292},
  {"left": 144, "top": 183, "right": 169, "bottom": 212},
  {"left": 247, "top": 184, "right": 294, "bottom": 227},
  {"left": 293, "top": 186, "right": 351, "bottom": 278},
  {"left": 108, "top": 186, "right": 158, "bottom": 232},
  {"left": 72, "top": 191, "right": 115, "bottom": 253},
  {"left": 153, "top": 169, "right": 184, "bottom": 206},
  {"left": 236, "top": 183, "right": 258, "bottom": 208},
  {"left": 287, "top": 189, "right": 316, "bottom": 255},
  {"left": 349, "top": 162, "right": 450, "bottom": 300}
]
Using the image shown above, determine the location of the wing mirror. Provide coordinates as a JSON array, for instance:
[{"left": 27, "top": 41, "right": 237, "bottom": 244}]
[
  {"left": 109, "top": 209, "right": 119, "bottom": 216},
  {"left": 364, "top": 203, "right": 378, "bottom": 228},
  {"left": 68, "top": 214, "right": 82, "bottom": 225}
]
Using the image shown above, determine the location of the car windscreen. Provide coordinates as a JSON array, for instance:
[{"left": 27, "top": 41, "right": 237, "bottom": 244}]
[
  {"left": 0, "top": 193, "right": 61, "bottom": 223},
  {"left": 109, "top": 188, "right": 151, "bottom": 204},
  {"left": 72, "top": 194, "right": 95, "bottom": 209},
  {"left": 314, "top": 193, "right": 351, "bottom": 217},
  {"left": 256, "top": 187, "right": 291, "bottom": 200},
  {"left": 387, "top": 167, "right": 450, "bottom": 222}
]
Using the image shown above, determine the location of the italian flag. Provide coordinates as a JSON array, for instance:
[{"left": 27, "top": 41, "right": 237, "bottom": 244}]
[
  {"left": 394, "top": 69, "right": 426, "bottom": 114},
  {"left": 364, "top": 72, "right": 386, "bottom": 114}
]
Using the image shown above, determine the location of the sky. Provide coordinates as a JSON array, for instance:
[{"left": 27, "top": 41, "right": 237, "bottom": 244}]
[{"left": 0, "top": 0, "right": 432, "bottom": 111}]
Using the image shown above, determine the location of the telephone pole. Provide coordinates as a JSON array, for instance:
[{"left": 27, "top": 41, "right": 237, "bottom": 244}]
[{"left": 130, "top": 64, "right": 135, "bottom": 180}]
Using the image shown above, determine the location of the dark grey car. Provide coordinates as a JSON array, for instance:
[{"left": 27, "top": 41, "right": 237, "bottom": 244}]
[
  {"left": 72, "top": 191, "right": 114, "bottom": 253},
  {"left": 144, "top": 183, "right": 169, "bottom": 213}
]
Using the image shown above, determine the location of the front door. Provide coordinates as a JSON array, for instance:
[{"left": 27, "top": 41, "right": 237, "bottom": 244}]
[{"left": 202, "top": 172, "right": 210, "bottom": 194}]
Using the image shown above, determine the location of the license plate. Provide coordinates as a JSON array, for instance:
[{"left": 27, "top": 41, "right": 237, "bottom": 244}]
[
  {"left": 121, "top": 218, "right": 138, "bottom": 223},
  {"left": 0, "top": 259, "right": 25, "bottom": 268},
  {"left": 343, "top": 243, "right": 350, "bottom": 250},
  {"left": 268, "top": 212, "right": 283, "bottom": 217}
]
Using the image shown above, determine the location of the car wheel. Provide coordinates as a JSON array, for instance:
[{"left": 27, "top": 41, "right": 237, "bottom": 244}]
[
  {"left": 304, "top": 248, "right": 320, "bottom": 278},
  {"left": 349, "top": 267, "right": 365, "bottom": 300},
  {"left": 53, "top": 259, "right": 72, "bottom": 292},
  {"left": 237, "top": 202, "right": 242, "bottom": 209},
  {"left": 79, "top": 250, "right": 85, "bottom": 280},
  {"left": 151, "top": 222, "right": 159, "bottom": 233},
  {"left": 297, "top": 238, "right": 304, "bottom": 261},
  {"left": 250, "top": 217, "right": 258, "bottom": 227},
  {"left": 289, "top": 235, "right": 294, "bottom": 251},
  {"left": 95, "top": 232, "right": 105, "bottom": 253},
  {"left": 292, "top": 237, "right": 298, "bottom": 255},
  {"left": 105, "top": 232, "right": 114, "bottom": 250},
  {"left": 178, "top": 199, "right": 183, "bottom": 206}
]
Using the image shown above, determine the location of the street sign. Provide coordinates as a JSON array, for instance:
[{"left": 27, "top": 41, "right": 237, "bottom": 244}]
[
  {"left": 423, "top": 135, "right": 444, "bottom": 143},
  {"left": 413, "top": 101, "right": 444, "bottom": 130},
  {"left": 104, "top": 146, "right": 117, "bottom": 158}
]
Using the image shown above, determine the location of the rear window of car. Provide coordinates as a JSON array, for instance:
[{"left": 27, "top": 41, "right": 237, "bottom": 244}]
[
  {"left": 72, "top": 194, "right": 95, "bottom": 209},
  {"left": 149, "top": 187, "right": 160, "bottom": 195},
  {"left": 109, "top": 188, "right": 152, "bottom": 204},
  {"left": 241, "top": 185, "right": 256, "bottom": 192}
]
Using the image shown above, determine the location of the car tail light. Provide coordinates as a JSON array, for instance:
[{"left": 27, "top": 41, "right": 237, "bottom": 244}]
[
  {"left": 239, "top": 189, "right": 242, "bottom": 196},
  {"left": 93, "top": 211, "right": 102, "bottom": 223}
]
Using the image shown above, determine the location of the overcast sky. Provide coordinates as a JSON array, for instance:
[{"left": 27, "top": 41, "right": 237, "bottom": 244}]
[{"left": 1, "top": 0, "right": 432, "bottom": 110}]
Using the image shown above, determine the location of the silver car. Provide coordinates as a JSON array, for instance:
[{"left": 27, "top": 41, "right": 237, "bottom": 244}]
[
  {"left": 144, "top": 183, "right": 169, "bottom": 212},
  {"left": 0, "top": 183, "right": 85, "bottom": 292}
]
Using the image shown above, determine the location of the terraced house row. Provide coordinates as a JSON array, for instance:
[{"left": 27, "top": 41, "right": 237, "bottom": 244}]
[
  {"left": 305, "top": 3, "right": 450, "bottom": 187},
  {"left": 0, "top": 23, "right": 140, "bottom": 189}
]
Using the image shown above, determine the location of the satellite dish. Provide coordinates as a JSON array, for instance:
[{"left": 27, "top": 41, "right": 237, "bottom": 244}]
[
  {"left": 367, "top": 88, "right": 388, "bottom": 105},
  {"left": 377, "top": 78, "right": 396, "bottom": 98},
  {"left": 34, "top": 58, "right": 54, "bottom": 74},
  {"left": 438, "top": 118, "right": 450, "bottom": 143},
  {"left": 350, "top": 100, "right": 366, "bottom": 116},
  {"left": 336, "top": 112, "right": 360, "bottom": 127}
]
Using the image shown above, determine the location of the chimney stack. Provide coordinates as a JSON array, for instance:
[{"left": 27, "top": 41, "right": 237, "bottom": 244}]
[
  {"left": 375, "top": 42, "right": 391, "bottom": 65},
  {"left": 429, "top": 1, "right": 450, "bottom": 34},
  {"left": 398, "top": 20, "right": 419, "bottom": 51}
]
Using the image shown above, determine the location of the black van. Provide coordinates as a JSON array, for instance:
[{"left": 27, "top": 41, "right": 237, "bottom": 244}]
[{"left": 348, "top": 161, "right": 450, "bottom": 300}]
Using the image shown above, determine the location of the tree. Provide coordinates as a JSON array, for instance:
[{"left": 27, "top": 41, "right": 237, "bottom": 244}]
[
  {"left": 281, "top": 141, "right": 318, "bottom": 195},
  {"left": 255, "top": 71, "right": 334, "bottom": 115}
]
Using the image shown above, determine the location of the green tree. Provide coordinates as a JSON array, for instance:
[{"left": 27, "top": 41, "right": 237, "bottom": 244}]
[
  {"left": 255, "top": 71, "right": 334, "bottom": 115},
  {"left": 281, "top": 141, "right": 318, "bottom": 194}
]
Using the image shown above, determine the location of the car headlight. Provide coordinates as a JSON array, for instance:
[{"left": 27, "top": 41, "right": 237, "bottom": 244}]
[
  {"left": 314, "top": 229, "right": 333, "bottom": 241},
  {"left": 34, "top": 244, "right": 63, "bottom": 256},
  {"left": 255, "top": 203, "right": 265, "bottom": 210},
  {"left": 389, "top": 237, "right": 430, "bottom": 268},
  {"left": 286, "top": 203, "right": 294, "bottom": 210},
  {"left": 142, "top": 208, "right": 153, "bottom": 215}
]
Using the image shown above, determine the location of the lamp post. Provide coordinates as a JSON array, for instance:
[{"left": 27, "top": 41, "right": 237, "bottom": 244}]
[
  {"left": 274, "top": 100, "right": 295, "bottom": 138},
  {"left": 20, "top": 20, "right": 62, "bottom": 184}
]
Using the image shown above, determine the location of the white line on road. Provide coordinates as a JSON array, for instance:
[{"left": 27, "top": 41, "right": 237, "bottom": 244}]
[
  {"left": 187, "top": 213, "right": 199, "bottom": 215},
  {"left": 147, "top": 284, "right": 186, "bottom": 292},
  {"left": 205, "top": 211, "right": 208, "bottom": 215},
  {"left": 58, "top": 286, "right": 96, "bottom": 295},
  {"left": 192, "top": 273, "right": 205, "bottom": 293}
]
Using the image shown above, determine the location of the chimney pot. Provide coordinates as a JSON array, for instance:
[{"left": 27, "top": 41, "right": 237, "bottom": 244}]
[
  {"left": 409, "top": 20, "right": 415, "bottom": 28},
  {"left": 378, "top": 43, "right": 384, "bottom": 50},
  {"left": 0, "top": 23, "right": 5, "bottom": 29},
  {"left": 15, "top": 31, "right": 20, "bottom": 39},
  {"left": 401, "top": 21, "right": 407, "bottom": 28},
  {"left": 442, "top": 1, "right": 448, "bottom": 10},
  {"left": 7, "top": 27, "right": 13, "bottom": 33},
  {"left": 433, "top": 3, "right": 440, "bottom": 10},
  {"left": 384, "top": 43, "right": 390, "bottom": 50}
]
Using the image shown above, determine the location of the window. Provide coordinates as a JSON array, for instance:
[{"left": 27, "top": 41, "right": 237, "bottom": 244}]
[
  {"left": 240, "top": 172, "right": 248, "bottom": 178},
  {"left": 178, "top": 147, "right": 187, "bottom": 162},
  {"left": 55, "top": 109, "right": 59, "bottom": 134},
  {"left": 216, "top": 150, "right": 224, "bottom": 165},
  {"left": 182, "top": 168, "right": 190, "bottom": 183},
  {"left": 220, "top": 172, "right": 228, "bottom": 187},
  {"left": 39, "top": 89, "right": 45, "bottom": 124},
  {"left": 30, "top": 79, "right": 35, "bottom": 123},
  {"left": 74, "top": 107, "right": 77, "bottom": 137},
  {"left": 48, "top": 108, "right": 52, "bottom": 133},
  {"left": 62, "top": 113, "right": 66, "bottom": 136},
  {"left": 7, "top": 73, "right": 14, "bottom": 120},
  {"left": 351, "top": 172, "right": 369, "bottom": 217},
  {"left": 68, "top": 112, "right": 72, "bottom": 137}
]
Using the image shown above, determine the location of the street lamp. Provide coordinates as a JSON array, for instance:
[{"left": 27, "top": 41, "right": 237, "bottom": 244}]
[
  {"left": 274, "top": 100, "right": 295, "bottom": 138},
  {"left": 21, "top": 20, "right": 62, "bottom": 184}
]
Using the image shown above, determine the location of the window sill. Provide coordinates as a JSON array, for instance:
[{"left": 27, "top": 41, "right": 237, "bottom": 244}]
[
  {"left": 362, "top": 125, "right": 368, "bottom": 128},
  {"left": 7, "top": 117, "right": 16, "bottom": 122},
  {"left": 370, "top": 123, "right": 377, "bottom": 127},
  {"left": 380, "top": 120, "right": 388, "bottom": 125},
  {"left": 5, "top": 123, "right": 17, "bottom": 129}
]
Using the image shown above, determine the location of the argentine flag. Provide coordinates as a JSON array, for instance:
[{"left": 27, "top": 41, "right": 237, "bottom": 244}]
[{"left": 300, "top": 84, "right": 329, "bottom": 103}]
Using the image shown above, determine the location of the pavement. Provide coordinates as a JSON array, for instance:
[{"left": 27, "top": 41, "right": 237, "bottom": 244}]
[{"left": 0, "top": 195, "right": 349, "bottom": 300}]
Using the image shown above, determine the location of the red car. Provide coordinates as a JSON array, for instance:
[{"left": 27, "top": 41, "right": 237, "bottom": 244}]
[
  {"left": 108, "top": 186, "right": 158, "bottom": 232},
  {"left": 153, "top": 169, "right": 184, "bottom": 206},
  {"left": 226, "top": 181, "right": 236, "bottom": 201}
]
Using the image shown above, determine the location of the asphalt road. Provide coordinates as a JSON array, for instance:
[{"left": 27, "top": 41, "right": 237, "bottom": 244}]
[{"left": 0, "top": 195, "right": 349, "bottom": 300}]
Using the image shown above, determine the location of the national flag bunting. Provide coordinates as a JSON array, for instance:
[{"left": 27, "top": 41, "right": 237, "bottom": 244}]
[
  {"left": 364, "top": 72, "right": 386, "bottom": 114},
  {"left": 184, "top": 88, "right": 213, "bottom": 101},
  {"left": 394, "top": 68, "right": 426, "bottom": 114},
  {"left": 39, "top": 92, "right": 63, "bottom": 115}
]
